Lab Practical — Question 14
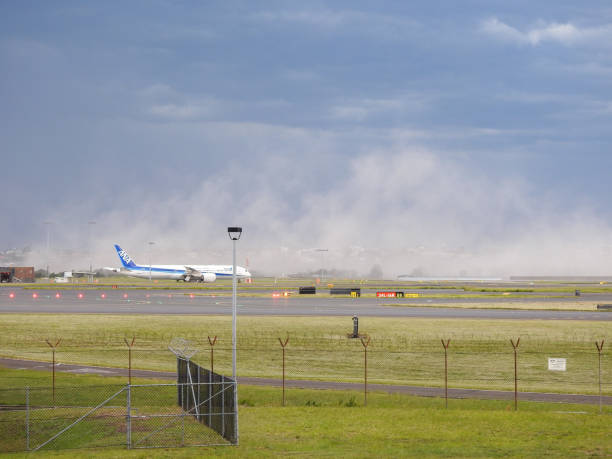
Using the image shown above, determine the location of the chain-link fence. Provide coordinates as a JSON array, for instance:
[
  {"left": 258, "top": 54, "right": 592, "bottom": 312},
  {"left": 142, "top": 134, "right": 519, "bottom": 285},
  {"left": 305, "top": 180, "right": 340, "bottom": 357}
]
[
  {"left": 1, "top": 339, "right": 609, "bottom": 394},
  {"left": 177, "top": 357, "right": 237, "bottom": 444},
  {"left": 0, "top": 382, "right": 236, "bottom": 453},
  {"left": 1, "top": 336, "right": 610, "bottom": 452},
  {"left": 130, "top": 383, "right": 236, "bottom": 449},
  {"left": 263, "top": 341, "right": 610, "bottom": 405},
  {"left": 1, "top": 339, "right": 609, "bottom": 395}
]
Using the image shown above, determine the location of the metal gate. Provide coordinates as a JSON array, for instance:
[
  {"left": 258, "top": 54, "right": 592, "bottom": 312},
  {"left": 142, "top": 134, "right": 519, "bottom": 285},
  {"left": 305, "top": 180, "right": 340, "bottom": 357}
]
[
  {"left": 131, "top": 382, "right": 236, "bottom": 448},
  {"left": 29, "top": 385, "right": 128, "bottom": 451}
]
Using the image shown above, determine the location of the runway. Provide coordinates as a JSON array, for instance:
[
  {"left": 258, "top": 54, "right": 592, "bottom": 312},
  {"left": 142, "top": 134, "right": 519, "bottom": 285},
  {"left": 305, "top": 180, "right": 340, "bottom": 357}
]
[{"left": 1, "top": 288, "right": 611, "bottom": 320}]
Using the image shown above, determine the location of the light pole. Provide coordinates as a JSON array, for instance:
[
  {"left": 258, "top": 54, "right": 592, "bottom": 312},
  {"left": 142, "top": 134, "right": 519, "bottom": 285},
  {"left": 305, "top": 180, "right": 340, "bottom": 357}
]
[
  {"left": 227, "top": 227, "right": 242, "bottom": 379},
  {"left": 88, "top": 221, "right": 96, "bottom": 282},
  {"left": 227, "top": 226, "right": 242, "bottom": 444},
  {"left": 148, "top": 242, "right": 155, "bottom": 282}
]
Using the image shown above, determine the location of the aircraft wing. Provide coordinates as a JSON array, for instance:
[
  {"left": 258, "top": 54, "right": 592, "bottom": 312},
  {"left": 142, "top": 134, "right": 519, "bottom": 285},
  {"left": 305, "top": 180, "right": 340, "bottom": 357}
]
[
  {"left": 69, "top": 271, "right": 97, "bottom": 278},
  {"left": 184, "top": 266, "right": 217, "bottom": 283},
  {"left": 103, "top": 267, "right": 121, "bottom": 273},
  {"left": 184, "top": 266, "right": 203, "bottom": 276}
]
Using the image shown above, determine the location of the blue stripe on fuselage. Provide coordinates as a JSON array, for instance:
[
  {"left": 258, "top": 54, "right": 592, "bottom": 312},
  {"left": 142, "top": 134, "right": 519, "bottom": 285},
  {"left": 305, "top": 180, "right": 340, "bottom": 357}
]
[
  {"left": 125, "top": 266, "right": 236, "bottom": 277},
  {"left": 128, "top": 266, "right": 184, "bottom": 274}
]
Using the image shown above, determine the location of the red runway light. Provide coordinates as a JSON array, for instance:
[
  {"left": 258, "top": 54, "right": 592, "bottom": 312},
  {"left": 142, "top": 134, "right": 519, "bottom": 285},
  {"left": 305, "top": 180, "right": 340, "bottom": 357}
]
[
  {"left": 78, "top": 293, "right": 84, "bottom": 299},
  {"left": 32, "top": 293, "right": 38, "bottom": 299},
  {"left": 100, "top": 293, "right": 106, "bottom": 299},
  {"left": 55, "top": 292, "right": 61, "bottom": 299},
  {"left": 9, "top": 292, "right": 15, "bottom": 299},
  {"left": 272, "top": 292, "right": 281, "bottom": 298},
  {"left": 189, "top": 293, "right": 195, "bottom": 299},
  {"left": 123, "top": 293, "right": 128, "bottom": 299},
  {"left": 145, "top": 293, "right": 150, "bottom": 298}
]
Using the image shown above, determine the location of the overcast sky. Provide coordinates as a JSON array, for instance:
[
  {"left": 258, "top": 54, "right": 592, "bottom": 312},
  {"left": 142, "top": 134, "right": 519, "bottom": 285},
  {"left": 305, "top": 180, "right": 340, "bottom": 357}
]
[{"left": 3, "top": 1, "right": 612, "bottom": 276}]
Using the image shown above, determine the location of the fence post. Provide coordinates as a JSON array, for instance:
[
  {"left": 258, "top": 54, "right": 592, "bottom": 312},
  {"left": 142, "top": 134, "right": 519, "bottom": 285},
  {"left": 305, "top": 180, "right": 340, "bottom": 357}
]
[
  {"left": 596, "top": 340, "right": 605, "bottom": 414},
  {"left": 360, "top": 336, "right": 371, "bottom": 406},
  {"left": 441, "top": 339, "right": 451, "bottom": 408},
  {"left": 208, "top": 336, "right": 217, "bottom": 374},
  {"left": 510, "top": 338, "right": 520, "bottom": 411},
  {"left": 182, "top": 411, "right": 185, "bottom": 447},
  {"left": 26, "top": 386, "right": 30, "bottom": 451},
  {"left": 123, "top": 337, "right": 135, "bottom": 385},
  {"left": 221, "top": 375, "right": 226, "bottom": 439},
  {"left": 45, "top": 338, "right": 61, "bottom": 406},
  {"left": 278, "top": 336, "right": 289, "bottom": 406},
  {"left": 126, "top": 384, "right": 131, "bottom": 449}
]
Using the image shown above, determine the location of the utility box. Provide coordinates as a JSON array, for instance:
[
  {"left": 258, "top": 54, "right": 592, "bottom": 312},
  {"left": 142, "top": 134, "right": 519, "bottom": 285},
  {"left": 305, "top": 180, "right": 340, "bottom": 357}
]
[
  {"left": 299, "top": 286, "right": 316, "bottom": 294},
  {"left": 331, "top": 288, "right": 361, "bottom": 297},
  {"left": 351, "top": 316, "right": 359, "bottom": 338},
  {"left": 575, "top": 289, "right": 581, "bottom": 297}
]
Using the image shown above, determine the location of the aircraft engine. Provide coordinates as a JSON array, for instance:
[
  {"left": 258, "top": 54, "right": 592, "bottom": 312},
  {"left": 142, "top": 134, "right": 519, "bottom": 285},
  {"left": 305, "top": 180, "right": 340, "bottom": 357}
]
[{"left": 201, "top": 272, "right": 216, "bottom": 283}]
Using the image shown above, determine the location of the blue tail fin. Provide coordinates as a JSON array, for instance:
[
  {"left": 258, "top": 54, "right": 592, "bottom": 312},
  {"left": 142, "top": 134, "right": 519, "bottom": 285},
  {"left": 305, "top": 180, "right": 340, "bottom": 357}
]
[{"left": 114, "top": 245, "right": 137, "bottom": 268}]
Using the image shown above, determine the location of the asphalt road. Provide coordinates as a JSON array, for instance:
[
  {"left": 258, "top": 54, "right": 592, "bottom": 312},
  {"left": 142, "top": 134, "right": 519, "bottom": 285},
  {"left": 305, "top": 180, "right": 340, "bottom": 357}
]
[{"left": 1, "top": 288, "right": 611, "bottom": 320}]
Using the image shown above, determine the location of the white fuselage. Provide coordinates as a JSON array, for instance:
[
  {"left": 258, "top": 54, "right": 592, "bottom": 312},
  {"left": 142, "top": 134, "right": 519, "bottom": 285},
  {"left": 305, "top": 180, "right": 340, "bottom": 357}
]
[{"left": 120, "top": 264, "right": 250, "bottom": 281}]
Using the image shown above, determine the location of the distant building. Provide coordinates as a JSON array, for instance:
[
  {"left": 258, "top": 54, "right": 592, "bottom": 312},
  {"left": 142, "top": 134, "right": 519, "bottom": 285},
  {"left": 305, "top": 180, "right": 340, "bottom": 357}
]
[{"left": 0, "top": 266, "right": 35, "bottom": 283}]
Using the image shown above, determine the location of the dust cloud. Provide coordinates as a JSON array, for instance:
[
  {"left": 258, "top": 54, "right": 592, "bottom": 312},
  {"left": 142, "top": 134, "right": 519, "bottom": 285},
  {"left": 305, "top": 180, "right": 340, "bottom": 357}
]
[{"left": 23, "top": 151, "right": 612, "bottom": 278}]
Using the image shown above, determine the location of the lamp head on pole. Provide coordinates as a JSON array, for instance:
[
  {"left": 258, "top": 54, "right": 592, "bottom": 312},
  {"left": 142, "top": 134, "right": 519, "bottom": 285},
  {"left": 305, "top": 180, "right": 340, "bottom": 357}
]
[{"left": 227, "top": 227, "right": 242, "bottom": 241}]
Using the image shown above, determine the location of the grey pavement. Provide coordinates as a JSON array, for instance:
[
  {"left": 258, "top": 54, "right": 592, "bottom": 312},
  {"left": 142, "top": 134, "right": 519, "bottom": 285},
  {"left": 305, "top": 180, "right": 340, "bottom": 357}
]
[{"left": 0, "top": 288, "right": 611, "bottom": 320}]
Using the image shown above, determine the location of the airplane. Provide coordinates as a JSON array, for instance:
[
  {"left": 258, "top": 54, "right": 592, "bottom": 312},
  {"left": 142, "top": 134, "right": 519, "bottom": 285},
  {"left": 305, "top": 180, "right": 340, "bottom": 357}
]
[{"left": 104, "top": 245, "right": 251, "bottom": 282}]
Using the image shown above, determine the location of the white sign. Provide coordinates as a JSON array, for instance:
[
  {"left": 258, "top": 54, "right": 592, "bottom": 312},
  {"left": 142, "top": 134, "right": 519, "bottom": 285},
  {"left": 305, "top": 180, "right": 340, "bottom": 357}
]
[{"left": 548, "top": 358, "right": 567, "bottom": 371}]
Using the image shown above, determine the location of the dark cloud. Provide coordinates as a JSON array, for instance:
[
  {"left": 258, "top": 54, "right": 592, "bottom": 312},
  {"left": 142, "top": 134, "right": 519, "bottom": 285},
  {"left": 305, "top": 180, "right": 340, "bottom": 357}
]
[{"left": 2, "top": 2, "right": 612, "bottom": 276}]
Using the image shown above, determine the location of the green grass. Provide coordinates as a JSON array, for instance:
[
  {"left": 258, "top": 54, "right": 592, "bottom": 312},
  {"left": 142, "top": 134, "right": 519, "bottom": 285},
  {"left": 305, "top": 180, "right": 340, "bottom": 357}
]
[
  {"left": 386, "top": 301, "right": 600, "bottom": 310},
  {"left": 0, "top": 314, "right": 610, "bottom": 396},
  {"left": 1, "top": 370, "right": 610, "bottom": 457}
]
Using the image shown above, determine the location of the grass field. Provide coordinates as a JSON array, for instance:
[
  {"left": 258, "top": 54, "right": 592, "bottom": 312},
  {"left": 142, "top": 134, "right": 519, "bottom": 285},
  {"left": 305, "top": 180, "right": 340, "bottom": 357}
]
[
  {"left": 0, "top": 368, "right": 610, "bottom": 457},
  {"left": 2, "top": 282, "right": 610, "bottom": 456},
  {"left": 0, "top": 314, "right": 609, "bottom": 395},
  {"left": 386, "top": 301, "right": 601, "bottom": 310}
]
